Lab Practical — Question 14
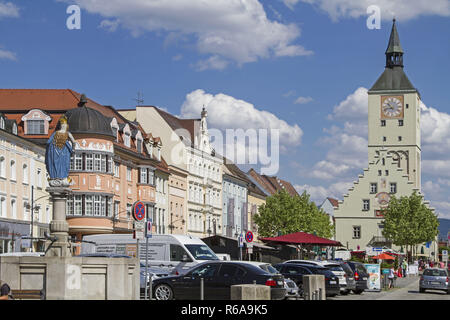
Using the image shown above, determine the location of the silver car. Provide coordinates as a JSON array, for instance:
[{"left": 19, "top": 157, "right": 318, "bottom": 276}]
[{"left": 419, "top": 268, "right": 449, "bottom": 294}]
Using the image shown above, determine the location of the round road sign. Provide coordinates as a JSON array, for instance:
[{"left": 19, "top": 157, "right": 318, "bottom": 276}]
[
  {"left": 245, "top": 231, "right": 254, "bottom": 243},
  {"left": 133, "top": 201, "right": 146, "bottom": 221}
]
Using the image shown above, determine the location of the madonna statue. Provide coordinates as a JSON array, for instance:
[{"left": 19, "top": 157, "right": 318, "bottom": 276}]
[{"left": 45, "top": 115, "right": 76, "bottom": 187}]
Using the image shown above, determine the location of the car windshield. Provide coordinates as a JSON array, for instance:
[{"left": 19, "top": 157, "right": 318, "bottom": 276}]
[
  {"left": 259, "top": 264, "right": 279, "bottom": 274},
  {"left": 423, "top": 269, "right": 447, "bottom": 277},
  {"left": 185, "top": 244, "right": 219, "bottom": 261},
  {"left": 325, "top": 265, "right": 344, "bottom": 272},
  {"left": 339, "top": 263, "right": 354, "bottom": 275}
]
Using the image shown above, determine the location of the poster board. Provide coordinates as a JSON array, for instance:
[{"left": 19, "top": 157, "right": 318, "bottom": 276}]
[{"left": 365, "top": 264, "right": 381, "bottom": 292}]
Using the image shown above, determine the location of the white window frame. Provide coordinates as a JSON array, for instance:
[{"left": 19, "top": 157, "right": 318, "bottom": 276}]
[{"left": 85, "top": 195, "right": 93, "bottom": 216}]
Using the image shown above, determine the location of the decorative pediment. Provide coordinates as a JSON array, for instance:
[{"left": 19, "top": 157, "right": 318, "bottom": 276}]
[{"left": 21, "top": 109, "right": 52, "bottom": 122}]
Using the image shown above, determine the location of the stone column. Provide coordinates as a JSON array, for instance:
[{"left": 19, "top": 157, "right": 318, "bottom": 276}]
[{"left": 45, "top": 187, "right": 72, "bottom": 257}]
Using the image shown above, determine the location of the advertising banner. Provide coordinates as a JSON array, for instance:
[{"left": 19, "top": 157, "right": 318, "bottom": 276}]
[{"left": 365, "top": 264, "right": 381, "bottom": 292}]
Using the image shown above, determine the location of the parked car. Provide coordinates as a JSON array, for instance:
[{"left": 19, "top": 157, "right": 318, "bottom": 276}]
[
  {"left": 284, "top": 259, "right": 348, "bottom": 294},
  {"left": 346, "top": 261, "right": 369, "bottom": 294},
  {"left": 337, "top": 261, "right": 356, "bottom": 294},
  {"left": 239, "top": 261, "right": 299, "bottom": 300},
  {"left": 151, "top": 261, "right": 286, "bottom": 300},
  {"left": 419, "top": 268, "right": 449, "bottom": 294},
  {"left": 273, "top": 263, "right": 340, "bottom": 297},
  {"left": 140, "top": 263, "right": 170, "bottom": 294}
]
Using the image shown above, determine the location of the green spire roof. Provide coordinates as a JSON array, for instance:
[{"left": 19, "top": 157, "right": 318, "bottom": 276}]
[{"left": 386, "top": 19, "right": 403, "bottom": 54}]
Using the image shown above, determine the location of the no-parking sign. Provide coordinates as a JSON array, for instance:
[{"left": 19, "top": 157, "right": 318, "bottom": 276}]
[
  {"left": 245, "top": 231, "right": 254, "bottom": 243},
  {"left": 133, "top": 201, "right": 146, "bottom": 221}
]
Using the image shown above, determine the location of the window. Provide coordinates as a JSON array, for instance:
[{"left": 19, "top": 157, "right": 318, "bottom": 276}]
[
  {"left": 148, "top": 170, "right": 154, "bottom": 185},
  {"left": 406, "top": 104, "right": 409, "bottom": 109},
  {"left": 67, "top": 196, "right": 74, "bottom": 216},
  {"left": 0, "top": 117, "right": 4, "bottom": 129},
  {"left": 127, "top": 167, "right": 132, "bottom": 181},
  {"left": 399, "top": 120, "right": 404, "bottom": 126},
  {"left": 114, "top": 162, "right": 120, "bottom": 178},
  {"left": 0, "top": 197, "right": 5, "bottom": 218},
  {"left": 398, "top": 136, "right": 402, "bottom": 142},
  {"left": 381, "top": 120, "right": 386, "bottom": 127},
  {"left": 191, "top": 264, "right": 218, "bottom": 278},
  {"left": 101, "top": 155, "right": 107, "bottom": 172},
  {"left": 37, "top": 169, "right": 42, "bottom": 188},
  {"left": 124, "top": 133, "right": 131, "bottom": 148},
  {"left": 370, "top": 183, "right": 378, "bottom": 194},
  {"left": 27, "top": 120, "right": 45, "bottom": 135},
  {"left": 86, "top": 154, "right": 93, "bottom": 171},
  {"left": 75, "top": 154, "right": 83, "bottom": 171},
  {"left": 378, "top": 170, "right": 382, "bottom": 176},
  {"left": 383, "top": 136, "right": 387, "bottom": 142},
  {"left": 140, "top": 168, "right": 147, "bottom": 184},
  {"left": 10, "top": 160, "right": 16, "bottom": 180},
  {"left": 126, "top": 204, "right": 132, "bottom": 219},
  {"left": 390, "top": 183, "right": 397, "bottom": 194},
  {"left": 94, "top": 154, "right": 101, "bottom": 171},
  {"left": 362, "top": 199, "right": 370, "bottom": 211},
  {"left": 353, "top": 226, "right": 361, "bottom": 239},
  {"left": 11, "top": 199, "right": 16, "bottom": 219},
  {"left": 218, "top": 265, "right": 238, "bottom": 278},
  {"left": 170, "top": 244, "right": 190, "bottom": 262},
  {"left": 385, "top": 170, "right": 389, "bottom": 176},
  {"left": 85, "top": 195, "right": 93, "bottom": 216},
  {"left": 114, "top": 202, "right": 119, "bottom": 219},
  {"left": 382, "top": 158, "right": 385, "bottom": 166},
  {"left": 107, "top": 156, "right": 113, "bottom": 173},
  {"left": 23, "top": 164, "right": 28, "bottom": 184},
  {"left": 74, "top": 195, "right": 82, "bottom": 216},
  {"left": 94, "top": 195, "right": 101, "bottom": 216},
  {"left": 0, "top": 157, "right": 5, "bottom": 178},
  {"left": 137, "top": 139, "right": 142, "bottom": 153}
]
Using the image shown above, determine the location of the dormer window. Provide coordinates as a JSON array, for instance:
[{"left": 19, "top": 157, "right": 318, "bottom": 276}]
[
  {"left": 0, "top": 117, "right": 4, "bottom": 130},
  {"left": 22, "top": 109, "right": 51, "bottom": 135},
  {"left": 124, "top": 132, "right": 131, "bottom": 148},
  {"left": 12, "top": 123, "right": 17, "bottom": 135},
  {"left": 110, "top": 118, "right": 119, "bottom": 142},
  {"left": 137, "top": 138, "right": 142, "bottom": 153},
  {"left": 157, "top": 146, "right": 161, "bottom": 161},
  {"left": 148, "top": 142, "right": 153, "bottom": 158}
]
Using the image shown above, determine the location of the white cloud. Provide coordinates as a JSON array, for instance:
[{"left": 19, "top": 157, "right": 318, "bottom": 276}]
[
  {"left": 295, "top": 181, "right": 353, "bottom": 203},
  {"left": 0, "top": 1, "right": 19, "bottom": 19},
  {"left": 0, "top": 48, "right": 16, "bottom": 61},
  {"left": 99, "top": 19, "right": 120, "bottom": 32},
  {"left": 423, "top": 160, "right": 450, "bottom": 178},
  {"left": 430, "top": 201, "right": 450, "bottom": 220},
  {"left": 180, "top": 89, "right": 303, "bottom": 146},
  {"left": 294, "top": 96, "right": 313, "bottom": 105},
  {"left": 300, "top": 0, "right": 450, "bottom": 21},
  {"left": 67, "top": 0, "right": 313, "bottom": 69},
  {"left": 421, "top": 102, "right": 450, "bottom": 157},
  {"left": 282, "top": 0, "right": 301, "bottom": 11},
  {"left": 328, "top": 87, "right": 368, "bottom": 121},
  {"left": 309, "top": 160, "right": 351, "bottom": 180}
]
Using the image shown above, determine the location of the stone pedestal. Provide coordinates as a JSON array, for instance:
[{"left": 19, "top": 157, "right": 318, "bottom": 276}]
[
  {"left": 230, "top": 284, "right": 270, "bottom": 300},
  {"left": 45, "top": 187, "right": 72, "bottom": 257}
]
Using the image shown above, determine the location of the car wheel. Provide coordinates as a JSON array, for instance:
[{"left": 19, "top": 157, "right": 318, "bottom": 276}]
[{"left": 154, "top": 284, "right": 174, "bottom": 300}]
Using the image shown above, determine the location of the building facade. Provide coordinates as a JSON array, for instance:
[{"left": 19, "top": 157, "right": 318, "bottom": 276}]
[
  {"left": 334, "top": 21, "right": 438, "bottom": 258},
  {"left": 0, "top": 113, "right": 52, "bottom": 253},
  {"left": 0, "top": 89, "right": 170, "bottom": 249}
]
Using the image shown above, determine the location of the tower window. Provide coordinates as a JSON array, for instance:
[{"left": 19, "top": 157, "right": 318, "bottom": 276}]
[
  {"left": 370, "top": 183, "right": 378, "bottom": 194},
  {"left": 385, "top": 170, "right": 389, "bottom": 176},
  {"left": 378, "top": 170, "right": 382, "bottom": 176},
  {"left": 362, "top": 200, "right": 370, "bottom": 211},
  {"left": 390, "top": 183, "right": 397, "bottom": 194},
  {"left": 383, "top": 136, "right": 387, "bottom": 142},
  {"left": 406, "top": 104, "right": 409, "bottom": 109},
  {"left": 381, "top": 120, "right": 386, "bottom": 127},
  {"left": 398, "top": 120, "right": 404, "bottom": 126},
  {"left": 382, "top": 158, "right": 385, "bottom": 166},
  {"left": 353, "top": 226, "right": 361, "bottom": 239},
  {"left": 398, "top": 136, "right": 402, "bottom": 141}
]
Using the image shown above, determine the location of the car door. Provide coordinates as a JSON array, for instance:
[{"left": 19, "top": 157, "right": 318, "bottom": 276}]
[
  {"left": 215, "top": 264, "right": 241, "bottom": 299},
  {"left": 281, "top": 265, "right": 307, "bottom": 287},
  {"left": 177, "top": 263, "right": 219, "bottom": 300}
]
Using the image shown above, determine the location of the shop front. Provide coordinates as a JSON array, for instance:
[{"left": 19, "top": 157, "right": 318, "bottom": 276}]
[{"left": 0, "top": 220, "right": 31, "bottom": 253}]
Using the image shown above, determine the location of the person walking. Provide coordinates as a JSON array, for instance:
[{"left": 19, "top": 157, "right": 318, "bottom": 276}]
[
  {"left": 402, "top": 260, "right": 408, "bottom": 277},
  {"left": 388, "top": 267, "right": 395, "bottom": 289},
  {"left": 0, "top": 280, "right": 11, "bottom": 300}
]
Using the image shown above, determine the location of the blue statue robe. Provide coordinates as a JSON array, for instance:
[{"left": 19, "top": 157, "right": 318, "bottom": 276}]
[{"left": 45, "top": 132, "right": 73, "bottom": 179}]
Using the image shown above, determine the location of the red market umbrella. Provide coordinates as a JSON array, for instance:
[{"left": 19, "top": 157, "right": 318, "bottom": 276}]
[
  {"left": 259, "top": 232, "right": 342, "bottom": 246},
  {"left": 372, "top": 253, "right": 395, "bottom": 260}
]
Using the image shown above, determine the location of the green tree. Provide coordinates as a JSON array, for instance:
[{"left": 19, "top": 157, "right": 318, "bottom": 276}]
[
  {"left": 382, "top": 192, "right": 439, "bottom": 262},
  {"left": 254, "top": 190, "right": 334, "bottom": 238}
]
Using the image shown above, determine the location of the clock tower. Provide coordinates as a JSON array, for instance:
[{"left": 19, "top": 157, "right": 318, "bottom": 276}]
[{"left": 368, "top": 19, "right": 421, "bottom": 190}]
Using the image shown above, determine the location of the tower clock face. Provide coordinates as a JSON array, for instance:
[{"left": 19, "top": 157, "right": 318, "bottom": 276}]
[{"left": 381, "top": 96, "right": 404, "bottom": 119}]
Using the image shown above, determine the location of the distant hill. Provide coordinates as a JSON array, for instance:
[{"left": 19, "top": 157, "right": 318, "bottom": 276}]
[{"left": 438, "top": 219, "right": 450, "bottom": 242}]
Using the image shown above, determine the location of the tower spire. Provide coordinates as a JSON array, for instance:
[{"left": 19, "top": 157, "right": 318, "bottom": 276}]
[{"left": 385, "top": 19, "right": 404, "bottom": 68}]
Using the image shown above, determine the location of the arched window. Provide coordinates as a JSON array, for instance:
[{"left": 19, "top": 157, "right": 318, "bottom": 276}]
[
  {"left": 0, "top": 117, "right": 5, "bottom": 130},
  {"left": 23, "top": 164, "right": 28, "bottom": 184},
  {"left": 0, "top": 156, "right": 5, "bottom": 178},
  {"left": 10, "top": 160, "right": 16, "bottom": 181}
]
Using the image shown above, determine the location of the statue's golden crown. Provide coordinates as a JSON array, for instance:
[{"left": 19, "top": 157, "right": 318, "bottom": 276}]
[{"left": 59, "top": 116, "right": 68, "bottom": 124}]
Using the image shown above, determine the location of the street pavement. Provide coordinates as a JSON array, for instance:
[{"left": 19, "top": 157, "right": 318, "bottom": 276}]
[{"left": 328, "top": 275, "right": 450, "bottom": 300}]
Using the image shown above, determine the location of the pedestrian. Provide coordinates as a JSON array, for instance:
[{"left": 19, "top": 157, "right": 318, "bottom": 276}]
[
  {"left": 0, "top": 280, "right": 11, "bottom": 300},
  {"left": 388, "top": 266, "right": 395, "bottom": 289},
  {"left": 439, "top": 261, "right": 445, "bottom": 269},
  {"left": 402, "top": 260, "right": 408, "bottom": 277},
  {"left": 429, "top": 261, "right": 434, "bottom": 268}
]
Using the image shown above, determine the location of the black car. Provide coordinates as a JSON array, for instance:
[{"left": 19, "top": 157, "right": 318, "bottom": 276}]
[
  {"left": 273, "top": 263, "right": 340, "bottom": 297},
  {"left": 346, "top": 261, "right": 369, "bottom": 294},
  {"left": 337, "top": 261, "right": 356, "bottom": 294},
  {"left": 151, "top": 261, "right": 286, "bottom": 300}
]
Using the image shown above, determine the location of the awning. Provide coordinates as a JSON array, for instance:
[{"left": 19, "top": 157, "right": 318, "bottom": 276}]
[
  {"left": 259, "top": 232, "right": 342, "bottom": 246},
  {"left": 372, "top": 253, "right": 395, "bottom": 260}
]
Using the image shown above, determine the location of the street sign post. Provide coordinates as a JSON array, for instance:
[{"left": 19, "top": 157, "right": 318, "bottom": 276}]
[
  {"left": 133, "top": 201, "right": 146, "bottom": 221},
  {"left": 245, "top": 231, "right": 254, "bottom": 243}
]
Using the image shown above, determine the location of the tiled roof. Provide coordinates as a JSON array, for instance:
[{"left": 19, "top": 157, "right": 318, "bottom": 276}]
[
  {"left": 247, "top": 168, "right": 298, "bottom": 197},
  {"left": 327, "top": 198, "right": 339, "bottom": 208}
]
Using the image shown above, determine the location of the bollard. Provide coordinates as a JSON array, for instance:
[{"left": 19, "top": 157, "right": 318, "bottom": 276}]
[
  {"left": 149, "top": 278, "right": 153, "bottom": 301},
  {"left": 315, "top": 290, "right": 319, "bottom": 300},
  {"left": 253, "top": 280, "right": 257, "bottom": 285},
  {"left": 319, "top": 288, "right": 323, "bottom": 300},
  {"left": 200, "top": 278, "right": 204, "bottom": 300}
]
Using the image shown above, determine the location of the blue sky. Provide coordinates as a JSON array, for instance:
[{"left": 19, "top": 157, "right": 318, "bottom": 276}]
[{"left": 1, "top": 0, "right": 450, "bottom": 218}]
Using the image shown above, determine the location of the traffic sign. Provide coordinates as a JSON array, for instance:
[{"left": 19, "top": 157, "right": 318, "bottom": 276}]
[
  {"left": 133, "top": 201, "right": 146, "bottom": 221},
  {"left": 238, "top": 236, "right": 244, "bottom": 248},
  {"left": 245, "top": 231, "right": 254, "bottom": 243},
  {"left": 443, "top": 250, "right": 448, "bottom": 258},
  {"left": 134, "top": 221, "right": 145, "bottom": 240}
]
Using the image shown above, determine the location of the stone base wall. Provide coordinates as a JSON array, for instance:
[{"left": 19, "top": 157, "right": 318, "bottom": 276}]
[{"left": 0, "top": 256, "right": 139, "bottom": 300}]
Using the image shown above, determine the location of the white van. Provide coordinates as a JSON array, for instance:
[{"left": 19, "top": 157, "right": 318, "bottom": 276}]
[{"left": 80, "top": 234, "right": 219, "bottom": 273}]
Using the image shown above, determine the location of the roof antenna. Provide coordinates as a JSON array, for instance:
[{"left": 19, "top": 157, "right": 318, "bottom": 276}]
[{"left": 134, "top": 90, "right": 144, "bottom": 106}]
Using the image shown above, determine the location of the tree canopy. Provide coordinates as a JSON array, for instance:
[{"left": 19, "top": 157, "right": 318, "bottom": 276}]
[
  {"left": 382, "top": 192, "right": 439, "bottom": 248},
  {"left": 253, "top": 190, "right": 334, "bottom": 239}
]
